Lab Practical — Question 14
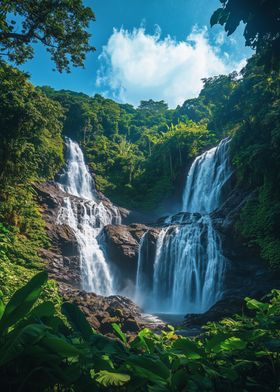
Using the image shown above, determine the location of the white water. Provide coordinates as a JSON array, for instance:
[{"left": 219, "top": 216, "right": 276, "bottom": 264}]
[
  {"left": 136, "top": 138, "right": 232, "bottom": 314},
  {"left": 58, "top": 138, "right": 96, "bottom": 200},
  {"left": 182, "top": 137, "right": 232, "bottom": 213},
  {"left": 57, "top": 137, "right": 121, "bottom": 295}
]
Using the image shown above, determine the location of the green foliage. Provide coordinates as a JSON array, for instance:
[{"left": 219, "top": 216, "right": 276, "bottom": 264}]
[
  {"left": 223, "top": 56, "right": 280, "bottom": 269},
  {"left": 41, "top": 87, "right": 218, "bottom": 211},
  {"left": 0, "top": 62, "right": 65, "bottom": 308},
  {"left": 0, "top": 274, "right": 279, "bottom": 391},
  {"left": 177, "top": 73, "right": 239, "bottom": 136},
  {"left": 0, "top": 62, "right": 64, "bottom": 187},
  {"left": 39, "top": 55, "right": 280, "bottom": 266},
  {"left": 237, "top": 182, "right": 280, "bottom": 269},
  {"left": 0, "top": 0, "right": 95, "bottom": 72},
  {"left": 211, "top": 0, "right": 280, "bottom": 70}
]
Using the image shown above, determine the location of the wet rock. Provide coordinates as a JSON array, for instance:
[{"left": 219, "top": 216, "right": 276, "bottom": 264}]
[
  {"left": 123, "top": 318, "right": 140, "bottom": 333},
  {"left": 210, "top": 186, "right": 279, "bottom": 300},
  {"left": 58, "top": 282, "right": 158, "bottom": 335},
  {"left": 103, "top": 224, "right": 160, "bottom": 288},
  {"left": 35, "top": 181, "right": 81, "bottom": 287},
  {"left": 184, "top": 297, "right": 245, "bottom": 326}
]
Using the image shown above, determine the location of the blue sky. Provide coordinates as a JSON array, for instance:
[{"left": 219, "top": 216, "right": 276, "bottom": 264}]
[{"left": 18, "top": 0, "right": 252, "bottom": 108}]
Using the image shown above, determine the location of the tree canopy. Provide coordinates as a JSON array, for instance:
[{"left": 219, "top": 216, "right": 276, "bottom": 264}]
[
  {"left": 211, "top": 0, "right": 280, "bottom": 69},
  {"left": 0, "top": 0, "right": 95, "bottom": 72}
]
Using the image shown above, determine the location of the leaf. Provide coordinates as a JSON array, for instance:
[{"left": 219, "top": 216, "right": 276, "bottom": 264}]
[
  {"left": 263, "top": 339, "right": 280, "bottom": 351},
  {"left": 29, "top": 301, "right": 55, "bottom": 319},
  {"left": 0, "top": 271, "right": 48, "bottom": 333},
  {"left": 96, "top": 370, "right": 130, "bottom": 387},
  {"left": 171, "top": 369, "right": 189, "bottom": 390},
  {"left": 172, "top": 338, "right": 202, "bottom": 358},
  {"left": 90, "top": 333, "right": 126, "bottom": 354},
  {"left": 0, "top": 324, "right": 49, "bottom": 366},
  {"left": 0, "top": 290, "right": 4, "bottom": 320},
  {"left": 224, "top": 13, "right": 241, "bottom": 35},
  {"left": 61, "top": 302, "right": 93, "bottom": 341},
  {"left": 112, "top": 323, "right": 127, "bottom": 344},
  {"left": 245, "top": 298, "right": 269, "bottom": 312},
  {"left": 41, "top": 334, "right": 82, "bottom": 357},
  {"left": 205, "top": 333, "right": 228, "bottom": 352},
  {"left": 128, "top": 356, "right": 170, "bottom": 381},
  {"left": 219, "top": 337, "right": 247, "bottom": 351},
  {"left": 210, "top": 8, "right": 224, "bottom": 26}
]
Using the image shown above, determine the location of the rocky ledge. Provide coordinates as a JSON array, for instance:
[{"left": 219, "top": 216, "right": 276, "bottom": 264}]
[
  {"left": 103, "top": 224, "right": 160, "bottom": 290},
  {"left": 59, "top": 282, "right": 164, "bottom": 336},
  {"left": 35, "top": 181, "right": 279, "bottom": 334},
  {"left": 184, "top": 297, "right": 246, "bottom": 327},
  {"left": 35, "top": 181, "right": 164, "bottom": 334}
]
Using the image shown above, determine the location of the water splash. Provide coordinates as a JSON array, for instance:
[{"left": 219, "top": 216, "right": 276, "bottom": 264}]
[
  {"left": 182, "top": 137, "right": 232, "bottom": 213},
  {"left": 58, "top": 137, "right": 96, "bottom": 200},
  {"left": 56, "top": 138, "right": 121, "bottom": 295},
  {"left": 136, "top": 138, "right": 232, "bottom": 314}
]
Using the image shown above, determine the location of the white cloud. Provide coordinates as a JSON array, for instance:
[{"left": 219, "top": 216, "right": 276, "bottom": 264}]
[
  {"left": 215, "top": 31, "right": 226, "bottom": 45},
  {"left": 96, "top": 27, "right": 246, "bottom": 108}
]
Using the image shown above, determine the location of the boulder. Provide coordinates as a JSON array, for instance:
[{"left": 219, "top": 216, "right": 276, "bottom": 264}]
[
  {"left": 184, "top": 297, "right": 245, "bottom": 326},
  {"left": 103, "top": 223, "right": 160, "bottom": 288},
  {"left": 58, "top": 282, "right": 160, "bottom": 335}
]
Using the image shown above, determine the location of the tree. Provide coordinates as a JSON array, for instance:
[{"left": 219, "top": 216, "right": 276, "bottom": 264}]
[
  {"left": 0, "top": 0, "right": 95, "bottom": 72},
  {"left": 211, "top": 0, "right": 280, "bottom": 69},
  {"left": 0, "top": 61, "right": 64, "bottom": 185}
]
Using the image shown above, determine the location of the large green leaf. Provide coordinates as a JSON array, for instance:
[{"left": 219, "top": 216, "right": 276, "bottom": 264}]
[
  {"left": 41, "top": 334, "right": 82, "bottom": 357},
  {"left": 29, "top": 301, "right": 55, "bottom": 319},
  {"left": 61, "top": 302, "right": 93, "bottom": 341},
  {"left": 0, "top": 323, "right": 49, "bottom": 366},
  {"left": 90, "top": 334, "right": 126, "bottom": 354},
  {"left": 171, "top": 369, "right": 189, "bottom": 390},
  {"left": 172, "top": 338, "right": 202, "bottom": 358},
  {"left": 0, "top": 271, "right": 48, "bottom": 333},
  {"left": 128, "top": 356, "right": 170, "bottom": 381},
  {"left": 245, "top": 298, "right": 270, "bottom": 312},
  {"left": 219, "top": 337, "right": 247, "bottom": 351},
  {"left": 205, "top": 333, "right": 228, "bottom": 352},
  {"left": 112, "top": 323, "right": 127, "bottom": 344},
  {"left": 96, "top": 370, "right": 130, "bottom": 387}
]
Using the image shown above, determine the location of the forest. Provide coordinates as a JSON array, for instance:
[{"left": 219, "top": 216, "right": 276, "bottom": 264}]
[{"left": 0, "top": 0, "right": 279, "bottom": 391}]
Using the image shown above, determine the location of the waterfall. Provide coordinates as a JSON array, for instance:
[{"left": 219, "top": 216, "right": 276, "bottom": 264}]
[
  {"left": 182, "top": 137, "right": 232, "bottom": 213},
  {"left": 136, "top": 138, "right": 232, "bottom": 314},
  {"left": 56, "top": 137, "right": 121, "bottom": 296},
  {"left": 58, "top": 137, "right": 96, "bottom": 200}
]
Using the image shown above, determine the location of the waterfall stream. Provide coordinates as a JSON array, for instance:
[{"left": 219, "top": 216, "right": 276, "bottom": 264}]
[
  {"left": 56, "top": 137, "right": 121, "bottom": 295},
  {"left": 136, "top": 138, "right": 232, "bottom": 314},
  {"left": 54, "top": 136, "right": 232, "bottom": 314}
]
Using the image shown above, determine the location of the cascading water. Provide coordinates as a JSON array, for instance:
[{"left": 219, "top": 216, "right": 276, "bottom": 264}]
[
  {"left": 56, "top": 137, "right": 121, "bottom": 295},
  {"left": 136, "top": 138, "right": 232, "bottom": 314},
  {"left": 182, "top": 137, "right": 232, "bottom": 213}
]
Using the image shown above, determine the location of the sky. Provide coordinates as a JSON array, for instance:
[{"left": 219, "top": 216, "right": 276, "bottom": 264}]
[{"left": 18, "top": 0, "right": 252, "bottom": 108}]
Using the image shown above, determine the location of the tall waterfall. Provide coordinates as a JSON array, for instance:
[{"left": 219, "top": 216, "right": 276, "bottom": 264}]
[
  {"left": 182, "top": 137, "right": 232, "bottom": 213},
  {"left": 136, "top": 138, "right": 232, "bottom": 314},
  {"left": 57, "top": 137, "right": 121, "bottom": 295}
]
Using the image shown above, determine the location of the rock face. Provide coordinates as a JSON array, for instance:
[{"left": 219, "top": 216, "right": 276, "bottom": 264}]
[
  {"left": 59, "top": 282, "right": 154, "bottom": 334},
  {"left": 35, "top": 181, "right": 164, "bottom": 334},
  {"left": 184, "top": 297, "right": 246, "bottom": 326},
  {"left": 36, "top": 182, "right": 81, "bottom": 288},
  {"left": 103, "top": 224, "right": 160, "bottom": 291},
  {"left": 35, "top": 180, "right": 278, "bottom": 333},
  {"left": 210, "top": 187, "right": 279, "bottom": 302}
]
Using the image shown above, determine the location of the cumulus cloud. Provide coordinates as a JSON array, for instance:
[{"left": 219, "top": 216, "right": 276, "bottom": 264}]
[{"left": 96, "top": 27, "right": 246, "bottom": 108}]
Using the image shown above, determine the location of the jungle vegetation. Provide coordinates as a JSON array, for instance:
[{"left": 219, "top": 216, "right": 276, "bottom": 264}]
[{"left": 0, "top": 0, "right": 279, "bottom": 390}]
